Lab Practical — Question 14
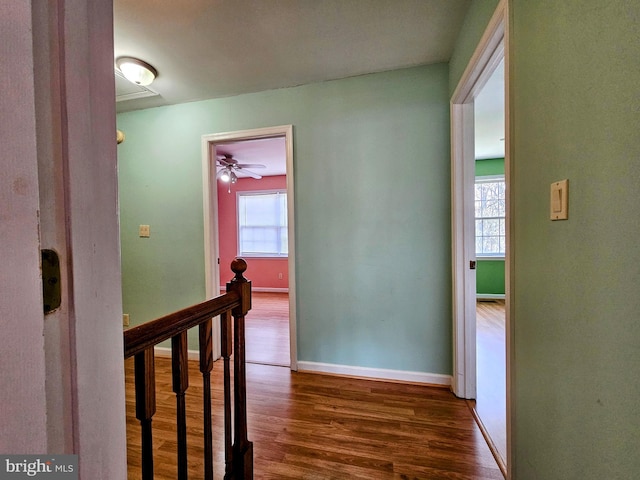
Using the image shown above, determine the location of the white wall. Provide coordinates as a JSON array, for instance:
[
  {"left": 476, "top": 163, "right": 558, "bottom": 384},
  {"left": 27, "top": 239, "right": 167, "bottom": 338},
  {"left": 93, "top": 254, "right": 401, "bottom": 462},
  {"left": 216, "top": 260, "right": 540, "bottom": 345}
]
[
  {"left": 0, "top": 1, "right": 48, "bottom": 454},
  {"left": 1, "top": 1, "right": 127, "bottom": 477}
]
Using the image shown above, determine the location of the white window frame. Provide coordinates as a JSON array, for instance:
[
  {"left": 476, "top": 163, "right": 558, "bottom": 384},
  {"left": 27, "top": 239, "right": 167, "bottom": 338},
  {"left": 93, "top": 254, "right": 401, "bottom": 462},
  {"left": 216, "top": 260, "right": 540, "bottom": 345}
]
[
  {"left": 237, "top": 189, "right": 288, "bottom": 258},
  {"left": 475, "top": 174, "right": 506, "bottom": 259}
]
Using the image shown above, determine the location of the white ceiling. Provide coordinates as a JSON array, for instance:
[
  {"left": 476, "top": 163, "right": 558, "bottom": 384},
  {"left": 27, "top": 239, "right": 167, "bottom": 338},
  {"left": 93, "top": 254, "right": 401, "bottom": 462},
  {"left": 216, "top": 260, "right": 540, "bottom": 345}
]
[
  {"left": 215, "top": 136, "right": 286, "bottom": 178},
  {"left": 114, "top": 0, "right": 471, "bottom": 111},
  {"left": 114, "top": 0, "right": 504, "bottom": 163},
  {"left": 474, "top": 59, "right": 505, "bottom": 160}
]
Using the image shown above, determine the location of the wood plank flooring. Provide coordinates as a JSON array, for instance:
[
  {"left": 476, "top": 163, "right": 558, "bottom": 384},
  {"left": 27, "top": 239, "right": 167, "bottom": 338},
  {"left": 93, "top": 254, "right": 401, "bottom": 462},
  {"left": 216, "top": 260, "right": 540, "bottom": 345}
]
[
  {"left": 474, "top": 300, "right": 506, "bottom": 469},
  {"left": 126, "top": 357, "right": 502, "bottom": 479},
  {"left": 246, "top": 294, "right": 508, "bottom": 474},
  {"left": 245, "top": 292, "right": 290, "bottom": 367}
]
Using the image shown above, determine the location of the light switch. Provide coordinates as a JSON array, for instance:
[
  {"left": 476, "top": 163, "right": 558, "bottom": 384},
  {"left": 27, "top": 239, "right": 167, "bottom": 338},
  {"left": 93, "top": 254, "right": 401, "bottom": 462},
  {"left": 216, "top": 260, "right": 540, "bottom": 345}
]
[
  {"left": 139, "top": 224, "right": 150, "bottom": 237},
  {"left": 550, "top": 180, "right": 568, "bottom": 220}
]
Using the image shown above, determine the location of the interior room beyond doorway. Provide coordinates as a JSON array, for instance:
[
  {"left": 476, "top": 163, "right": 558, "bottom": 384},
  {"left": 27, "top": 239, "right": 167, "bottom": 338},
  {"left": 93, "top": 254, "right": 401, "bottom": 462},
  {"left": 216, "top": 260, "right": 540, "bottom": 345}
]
[{"left": 245, "top": 292, "right": 290, "bottom": 367}]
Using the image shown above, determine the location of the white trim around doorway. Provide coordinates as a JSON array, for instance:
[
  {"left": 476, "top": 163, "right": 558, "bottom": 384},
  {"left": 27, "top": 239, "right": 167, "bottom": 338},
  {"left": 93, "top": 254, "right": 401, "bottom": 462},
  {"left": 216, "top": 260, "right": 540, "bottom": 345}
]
[
  {"left": 201, "top": 125, "right": 297, "bottom": 370},
  {"left": 450, "top": 0, "right": 512, "bottom": 477},
  {"left": 451, "top": 0, "right": 505, "bottom": 401}
]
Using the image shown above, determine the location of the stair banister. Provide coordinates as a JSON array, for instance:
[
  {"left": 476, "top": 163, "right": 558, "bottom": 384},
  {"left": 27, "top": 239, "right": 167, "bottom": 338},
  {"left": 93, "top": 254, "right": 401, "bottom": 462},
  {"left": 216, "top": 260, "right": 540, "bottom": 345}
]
[{"left": 123, "top": 259, "right": 253, "bottom": 480}]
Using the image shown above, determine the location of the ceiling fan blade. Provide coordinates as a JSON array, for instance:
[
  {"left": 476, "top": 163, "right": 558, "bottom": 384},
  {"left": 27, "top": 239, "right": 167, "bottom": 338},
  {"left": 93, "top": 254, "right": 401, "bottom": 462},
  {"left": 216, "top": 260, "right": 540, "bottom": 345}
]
[
  {"left": 235, "top": 163, "right": 266, "bottom": 169},
  {"left": 217, "top": 154, "right": 238, "bottom": 164},
  {"left": 217, "top": 158, "right": 232, "bottom": 167},
  {"left": 237, "top": 167, "right": 262, "bottom": 180}
]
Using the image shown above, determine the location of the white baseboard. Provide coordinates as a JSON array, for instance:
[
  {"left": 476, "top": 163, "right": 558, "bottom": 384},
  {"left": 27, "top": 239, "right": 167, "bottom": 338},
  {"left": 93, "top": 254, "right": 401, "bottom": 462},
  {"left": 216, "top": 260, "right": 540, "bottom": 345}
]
[
  {"left": 476, "top": 293, "right": 505, "bottom": 300},
  {"left": 297, "top": 361, "right": 451, "bottom": 387},
  {"left": 153, "top": 349, "right": 449, "bottom": 386},
  {"left": 219, "top": 287, "right": 288, "bottom": 293},
  {"left": 154, "top": 346, "right": 201, "bottom": 361}
]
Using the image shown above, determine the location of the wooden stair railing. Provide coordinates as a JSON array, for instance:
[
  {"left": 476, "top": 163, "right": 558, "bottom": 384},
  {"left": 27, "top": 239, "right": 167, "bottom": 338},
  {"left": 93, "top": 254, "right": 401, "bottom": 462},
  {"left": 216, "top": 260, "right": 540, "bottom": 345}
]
[{"left": 124, "top": 259, "right": 253, "bottom": 480}]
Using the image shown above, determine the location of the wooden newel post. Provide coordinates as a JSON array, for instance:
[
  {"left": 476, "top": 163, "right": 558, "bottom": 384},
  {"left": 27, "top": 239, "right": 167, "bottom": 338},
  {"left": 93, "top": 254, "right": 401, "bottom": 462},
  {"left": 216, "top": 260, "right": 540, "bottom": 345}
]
[{"left": 226, "top": 258, "right": 253, "bottom": 479}]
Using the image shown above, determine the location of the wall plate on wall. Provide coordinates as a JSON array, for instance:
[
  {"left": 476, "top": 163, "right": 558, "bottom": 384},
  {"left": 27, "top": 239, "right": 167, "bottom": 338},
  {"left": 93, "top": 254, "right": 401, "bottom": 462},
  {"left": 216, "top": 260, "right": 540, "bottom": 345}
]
[{"left": 550, "top": 179, "right": 569, "bottom": 220}]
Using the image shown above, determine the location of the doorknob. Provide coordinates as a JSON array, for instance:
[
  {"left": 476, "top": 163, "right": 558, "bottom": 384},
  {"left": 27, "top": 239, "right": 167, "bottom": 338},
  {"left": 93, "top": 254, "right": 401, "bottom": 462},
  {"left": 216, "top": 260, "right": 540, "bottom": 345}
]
[{"left": 470, "top": 261, "right": 476, "bottom": 270}]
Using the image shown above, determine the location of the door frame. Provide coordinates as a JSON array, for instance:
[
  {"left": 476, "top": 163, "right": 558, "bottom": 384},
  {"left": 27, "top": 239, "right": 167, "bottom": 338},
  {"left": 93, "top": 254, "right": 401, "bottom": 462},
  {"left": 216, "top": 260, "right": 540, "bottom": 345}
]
[
  {"left": 201, "top": 125, "right": 297, "bottom": 370},
  {"left": 450, "top": 0, "right": 512, "bottom": 476}
]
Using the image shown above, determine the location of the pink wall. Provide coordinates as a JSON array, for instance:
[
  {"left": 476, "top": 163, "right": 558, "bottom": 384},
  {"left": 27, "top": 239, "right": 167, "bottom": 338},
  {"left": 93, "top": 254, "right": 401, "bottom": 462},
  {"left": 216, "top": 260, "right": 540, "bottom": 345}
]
[{"left": 217, "top": 175, "right": 289, "bottom": 289}]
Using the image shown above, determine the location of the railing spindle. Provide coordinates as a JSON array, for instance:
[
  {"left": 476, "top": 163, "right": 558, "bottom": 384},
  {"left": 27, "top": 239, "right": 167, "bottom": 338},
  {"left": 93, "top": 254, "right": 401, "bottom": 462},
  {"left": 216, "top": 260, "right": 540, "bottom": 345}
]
[
  {"left": 220, "top": 310, "right": 233, "bottom": 478},
  {"left": 172, "top": 331, "right": 189, "bottom": 479},
  {"left": 199, "top": 319, "right": 214, "bottom": 480},
  {"left": 134, "top": 348, "right": 156, "bottom": 480}
]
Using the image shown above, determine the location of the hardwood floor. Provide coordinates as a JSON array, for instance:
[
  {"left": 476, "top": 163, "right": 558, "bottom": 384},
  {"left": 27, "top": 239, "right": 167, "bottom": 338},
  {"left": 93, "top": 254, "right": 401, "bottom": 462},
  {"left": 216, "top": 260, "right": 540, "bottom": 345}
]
[
  {"left": 126, "top": 358, "right": 503, "bottom": 479},
  {"left": 245, "top": 292, "right": 290, "bottom": 367},
  {"left": 473, "top": 300, "right": 506, "bottom": 469}
]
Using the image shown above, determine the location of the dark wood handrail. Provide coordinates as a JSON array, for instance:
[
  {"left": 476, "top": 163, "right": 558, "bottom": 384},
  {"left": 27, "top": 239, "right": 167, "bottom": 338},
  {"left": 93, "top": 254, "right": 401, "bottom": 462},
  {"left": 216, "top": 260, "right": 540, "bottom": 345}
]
[
  {"left": 124, "top": 292, "right": 240, "bottom": 358},
  {"left": 124, "top": 259, "right": 253, "bottom": 480}
]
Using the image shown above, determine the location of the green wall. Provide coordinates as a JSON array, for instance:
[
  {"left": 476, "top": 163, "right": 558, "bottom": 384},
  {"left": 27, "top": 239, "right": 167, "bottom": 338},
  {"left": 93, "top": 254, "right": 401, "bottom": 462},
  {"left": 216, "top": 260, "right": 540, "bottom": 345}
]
[
  {"left": 476, "top": 260, "right": 504, "bottom": 295},
  {"left": 118, "top": 64, "right": 453, "bottom": 375},
  {"left": 476, "top": 158, "right": 505, "bottom": 295},
  {"left": 449, "top": 0, "right": 500, "bottom": 95},
  {"left": 475, "top": 157, "right": 504, "bottom": 177},
  {"left": 511, "top": 1, "right": 640, "bottom": 478}
]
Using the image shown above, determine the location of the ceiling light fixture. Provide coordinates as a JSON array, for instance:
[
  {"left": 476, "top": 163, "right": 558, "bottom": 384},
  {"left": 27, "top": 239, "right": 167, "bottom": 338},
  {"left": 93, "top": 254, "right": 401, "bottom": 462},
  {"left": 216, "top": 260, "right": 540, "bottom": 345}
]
[
  {"left": 116, "top": 57, "right": 157, "bottom": 86},
  {"left": 219, "top": 167, "right": 231, "bottom": 182},
  {"left": 220, "top": 167, "right": 237, "bottom": 193},
  {"left": 219, "top": 167, "right": 239, "bottom": 184},
  {"left": 218, "top": 167, "right": 240, "bottom": 193}
]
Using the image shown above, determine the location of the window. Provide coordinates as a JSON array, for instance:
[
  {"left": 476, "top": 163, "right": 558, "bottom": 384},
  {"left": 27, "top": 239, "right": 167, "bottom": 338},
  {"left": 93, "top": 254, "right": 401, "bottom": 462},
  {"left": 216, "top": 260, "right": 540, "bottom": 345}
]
[
  {"left": 475, "top": 176, "right": 505, "bottom": 257},
  {"left": 237, "top": 190, "right": 288, "bottom": 257}
]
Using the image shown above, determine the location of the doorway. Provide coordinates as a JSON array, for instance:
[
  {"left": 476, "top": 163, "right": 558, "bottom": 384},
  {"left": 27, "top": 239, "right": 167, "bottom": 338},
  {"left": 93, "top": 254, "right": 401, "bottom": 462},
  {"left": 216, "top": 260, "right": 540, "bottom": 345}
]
[
  {"left": 474, "top": 58, "right": 507, "bottom": 464},
  {"left": 201, "top": 125, "right": 297, "bottom": 370},
  {"left": 450, "top": 0, "right": 511, "bottom": 477}
]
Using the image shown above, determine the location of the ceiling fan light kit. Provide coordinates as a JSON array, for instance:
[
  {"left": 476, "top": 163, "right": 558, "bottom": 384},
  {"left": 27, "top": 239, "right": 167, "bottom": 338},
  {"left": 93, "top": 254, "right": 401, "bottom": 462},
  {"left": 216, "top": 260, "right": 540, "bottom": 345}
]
[
  {"left": 116, "top": 57, "right": 157, "bottom": 86},
  {"left": 219, "top": 167, "right": 237, "bottom": 184}
]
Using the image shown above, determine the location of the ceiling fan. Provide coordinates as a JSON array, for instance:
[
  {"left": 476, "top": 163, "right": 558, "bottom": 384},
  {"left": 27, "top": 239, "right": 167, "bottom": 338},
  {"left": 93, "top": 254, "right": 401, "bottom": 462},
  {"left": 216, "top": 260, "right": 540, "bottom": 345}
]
[{"left": 216, "top": 154, "right": 265, "bottom": 183}]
